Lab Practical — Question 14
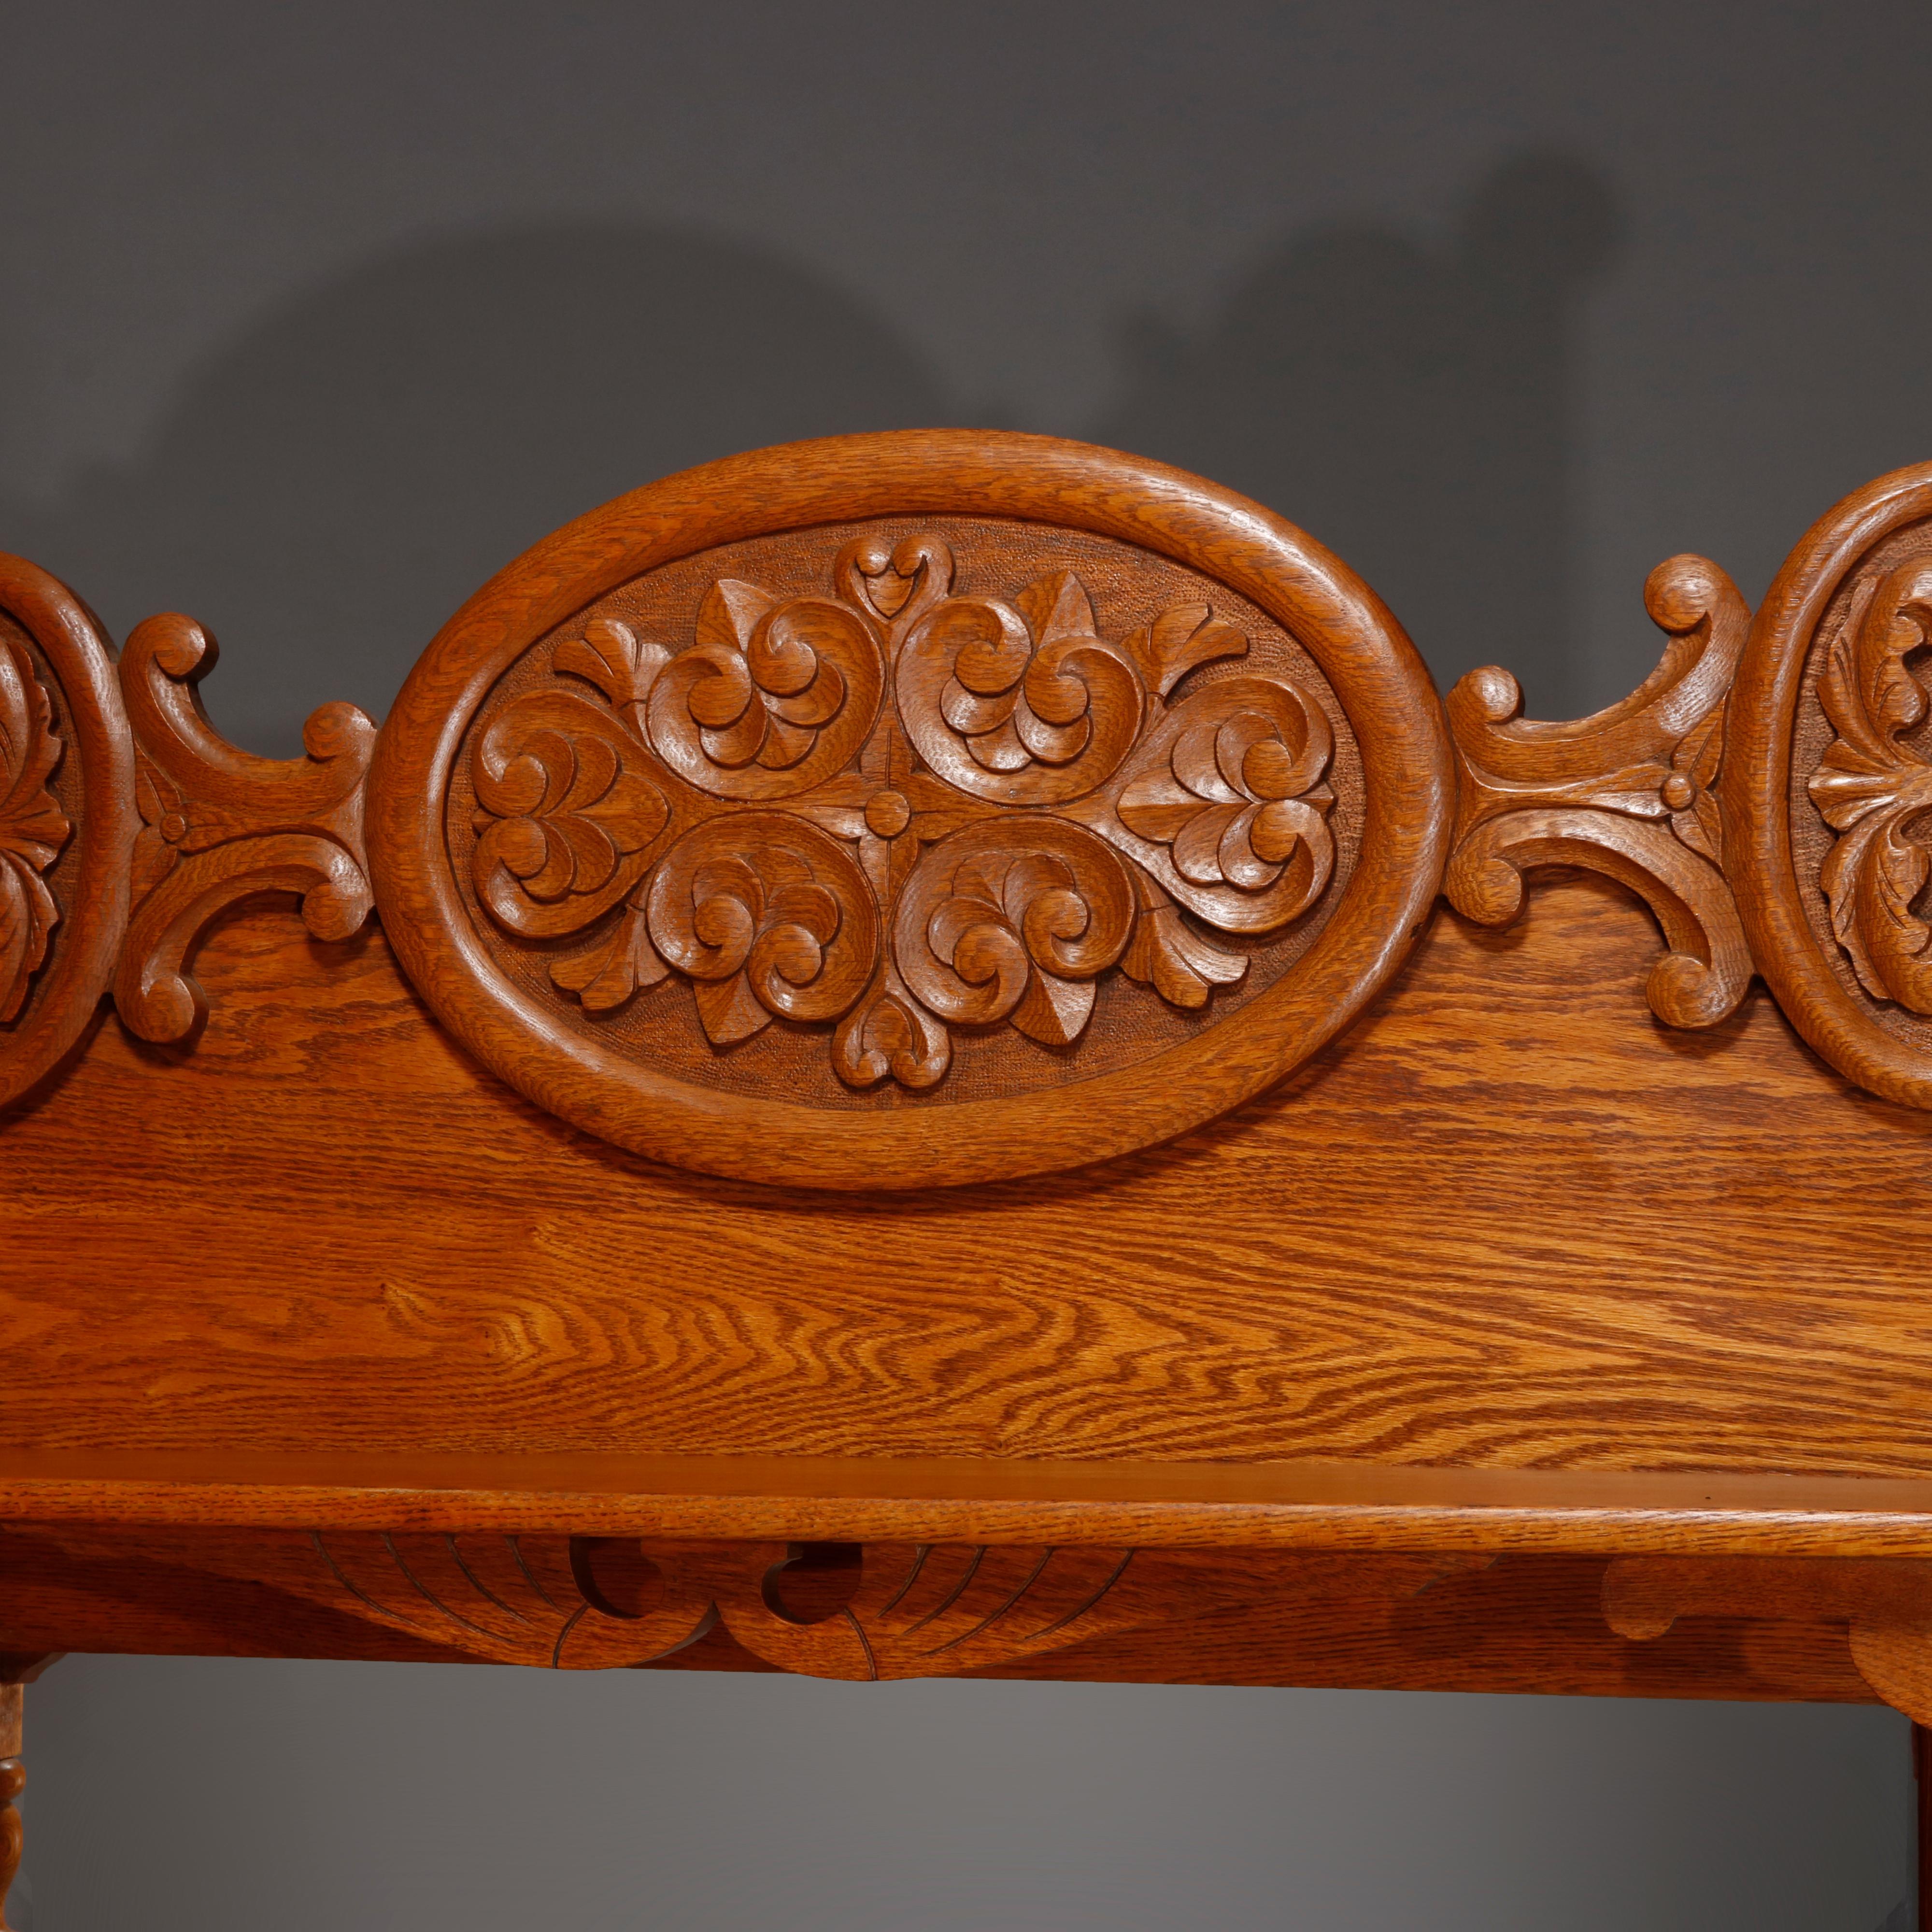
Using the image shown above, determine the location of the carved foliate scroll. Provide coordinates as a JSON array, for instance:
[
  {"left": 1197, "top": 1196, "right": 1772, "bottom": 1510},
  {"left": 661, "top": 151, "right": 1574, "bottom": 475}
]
[
  {"left": 1436, "top": 454, "right": 1932, "bottom": 1113},
  {"left": 117, "top": 612, "right": 376, "bottom": 1043},
  {"left": 458, "top": 535, "right": 1339, "bottom": 1087},
  {"left": 33, "top": 434, "right": 1932, "bottom": 1166},
  {"left": 1445, "top": 554, "right": 1753, "bottom": 1028},
  {"left": 0, "top": 632, "right": 69, "bottom": 1024},
  {"left": 1808, "top": 562, "right": 1932, "bottom": 1014}
]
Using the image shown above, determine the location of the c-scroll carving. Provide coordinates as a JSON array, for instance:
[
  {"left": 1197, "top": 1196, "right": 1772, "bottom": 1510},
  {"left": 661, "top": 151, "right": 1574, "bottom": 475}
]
[
  {"left": 1445, "top": 554, "right": 1753, "bottom": 1028},
  {"left": 1809, "top": 561, "right": 1932, "bottom": 1013},
  {"left": 488, "top": 534, "right": 1354, "bottom": 1091},
  {"left": 646, "top": 574, "right": 885, "bottom": 798},
  {"left": 117, "top": 613, "right": 376, "bottom": 1042}
]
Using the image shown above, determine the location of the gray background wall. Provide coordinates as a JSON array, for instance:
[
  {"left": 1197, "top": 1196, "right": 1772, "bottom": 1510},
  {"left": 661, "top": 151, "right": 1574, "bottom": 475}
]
[{"left": 4, "top": 1, "right": 1928, "bottom": 1925}]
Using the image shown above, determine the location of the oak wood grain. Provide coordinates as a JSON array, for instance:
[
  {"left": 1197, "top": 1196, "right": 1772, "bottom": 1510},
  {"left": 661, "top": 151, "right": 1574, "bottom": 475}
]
[
  {"left": 5, "top": 873, "right": 1931, "bottom": 1491},
  {"left": 10, "top": 1452, "right": 1932, "bottom": 1555}
]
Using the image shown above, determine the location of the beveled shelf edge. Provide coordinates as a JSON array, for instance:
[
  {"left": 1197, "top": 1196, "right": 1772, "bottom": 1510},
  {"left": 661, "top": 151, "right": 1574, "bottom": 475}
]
[{"left": 4, "top": 1450, "right": 1932, "bottom": 1557}]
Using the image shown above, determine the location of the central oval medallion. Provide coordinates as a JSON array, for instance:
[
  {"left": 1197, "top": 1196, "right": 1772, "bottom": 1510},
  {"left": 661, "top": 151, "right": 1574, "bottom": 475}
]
[{"left": 367, "top": 433, "right": 1449, "bottom": 1188}]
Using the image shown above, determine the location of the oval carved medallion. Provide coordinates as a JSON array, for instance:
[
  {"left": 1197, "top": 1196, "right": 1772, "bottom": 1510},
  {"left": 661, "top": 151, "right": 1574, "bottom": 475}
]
[
  {"left": 367, "top": 434, "right": 1450, "bottom": 1187},
  {"left": 1726, "top": 461, "right": 1932, "bottom": 1108}
]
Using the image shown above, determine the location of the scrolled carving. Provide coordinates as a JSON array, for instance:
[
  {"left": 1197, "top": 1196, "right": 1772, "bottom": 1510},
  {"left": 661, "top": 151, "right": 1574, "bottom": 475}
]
[
  {"left": 894, "top": 818, "right": 1136, "bottom": 1047},
  {"left": 469, "top": 690, "right": 669, "bottom": 938},
  {"left": 461, "top": 525, "right": 1361, "bottom": 1096},
  {"left": 647, "top": 576, "right": 883, "bottom": 798},
  {"left": 269, "top": 1531, "right": 1481, "bottom": 1685},
  {"left": 645, "top": 814, "right": 879, "bottom": 1044},
  {"left": 1808, "top": 562, "right": 1932, "bottom": 1013},
  {"left": 896, "top": 563, "right": 1147, "bottom": 803},
  {"left": 117, "top": 613, "right": 376, "bottom": 1043},
  {"left": 0, "top": 633, "right": 70, "bottom": 1023},
  {"left": 1104, "top": 676, "right": 1335, "bottom": 932},
  {"left": 1446, "top": 554, "right": 1753, "bottom": 1029},
  {"left": 832, "top": 969, "right": 952, "bottom": 1090}
]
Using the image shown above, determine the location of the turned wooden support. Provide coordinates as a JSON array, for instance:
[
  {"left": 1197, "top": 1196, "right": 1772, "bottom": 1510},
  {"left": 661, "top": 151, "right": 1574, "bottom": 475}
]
[
  {"left": 0, "top": 1656, "right": 59, "bottom": 1932},
  {"left": 0, "top": 1685, "right": 18, "bottom": 1932}
]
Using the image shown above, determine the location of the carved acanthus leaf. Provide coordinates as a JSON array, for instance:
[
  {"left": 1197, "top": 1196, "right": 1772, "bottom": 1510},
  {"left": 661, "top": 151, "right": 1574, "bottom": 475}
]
[
  {"left": 1808, "top": 562, "right": 1932, "bottom": 1011},
  {"left": 552, "top": 617, "right": 670, "bottom": 734},
  {"left": 549, "top": 897, "right": 671, "bottom": 1013},
  {"left": 0, "top": 634, "right": 70, "bottom": 1024},
  {"left": 116, "top": 613, "right": 376, "bottom": 1044},
  {"left": 1123, "top": 602, "right": 1250, "bottom": 699},
  {"left": 1445, "top": 554, "right": 1753, "bottom": 1029},
  {"left": 1117, "top": 871, "right": 1248, "bottom": 1010}
]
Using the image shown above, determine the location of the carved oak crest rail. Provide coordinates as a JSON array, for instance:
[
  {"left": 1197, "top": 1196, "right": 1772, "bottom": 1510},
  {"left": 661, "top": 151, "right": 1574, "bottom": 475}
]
[
  {"left": 9, "top": 431, "right": 1932, "bottom": 1917},
  {"left": 10, "top": 434, "right": 1932, "bottom": 1169}
]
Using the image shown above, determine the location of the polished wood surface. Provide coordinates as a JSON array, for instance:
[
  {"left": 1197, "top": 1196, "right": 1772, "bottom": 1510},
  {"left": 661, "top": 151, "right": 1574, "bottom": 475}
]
[
  {"left": 1729, "top": 464, "right": 1932, "bottom": 1108},
  {"left": 6, "top": 1449, "right": 1932, "bottom": 1552},
  {"left": 1445, "top": 552, "right": 1751, "bottom": 1027},
  {"left": 0, "top": 1532, "right": 1880, "bottom": 1704},
  {"left": 0, "top": 556, "right": 135, "bottom": 1110},
  {"left": 7, "top": 433, "right": 1932, "bottom": 1911},
  {"left": 116, "top": 609, "right": 375, "bottom": 1045},
  {"left": 6, "top": 877, "right": 1930, "bottom": 1477}
]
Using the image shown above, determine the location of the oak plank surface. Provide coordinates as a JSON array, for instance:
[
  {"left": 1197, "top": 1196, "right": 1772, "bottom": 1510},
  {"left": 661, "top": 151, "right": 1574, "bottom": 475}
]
[{"left": 3, "top": 872, "right": 1928, "bottom": 1483}]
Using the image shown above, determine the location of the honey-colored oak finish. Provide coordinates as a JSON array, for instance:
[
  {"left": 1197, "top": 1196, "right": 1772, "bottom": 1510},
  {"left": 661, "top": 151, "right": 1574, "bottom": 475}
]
[{"left": 6, "top": 433, "right": 1932, "bottom": 1920}]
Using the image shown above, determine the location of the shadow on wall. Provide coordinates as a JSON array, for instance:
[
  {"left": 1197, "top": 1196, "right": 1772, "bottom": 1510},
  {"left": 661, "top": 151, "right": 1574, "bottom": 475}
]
[
  {"left": 1098, "top": 151, "right": 1619, "bottom": 709},
  {"left": 3, "top": 225, "right": 957, "bottom": 753},
  {"left": 2, "top": 153, "right": 1618, "bottom": 753}
]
